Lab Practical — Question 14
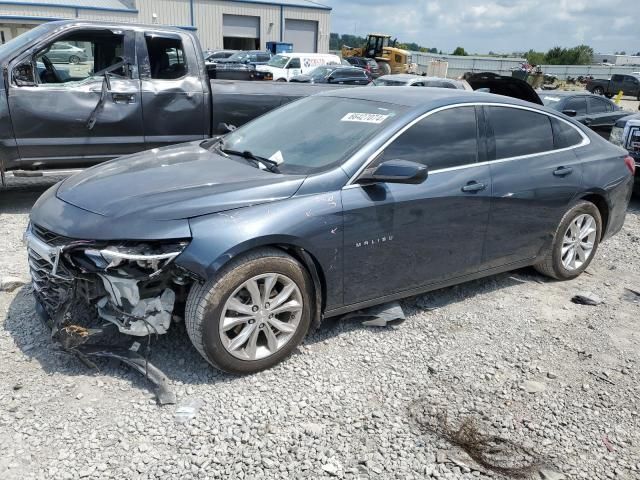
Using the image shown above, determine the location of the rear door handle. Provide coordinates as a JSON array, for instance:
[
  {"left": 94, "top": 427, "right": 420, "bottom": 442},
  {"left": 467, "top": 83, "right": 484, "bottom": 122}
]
[
  {"left": 111, "top": 93, "right": 136, "bottom": 104},
  {"left": 553, "top": 166, "right": 573, "bottom": 177},
  {"left": 461, "top": 181, "right": 486, "bottom": 193}
]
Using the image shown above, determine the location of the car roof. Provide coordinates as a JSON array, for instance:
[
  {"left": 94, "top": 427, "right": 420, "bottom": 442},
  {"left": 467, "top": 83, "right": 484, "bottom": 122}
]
[
  {"left": 537, "top": 91, "right": 597, "bottom": 97},
  {"left": 316, "top": 85, "right": 543, "bottom": 109}
]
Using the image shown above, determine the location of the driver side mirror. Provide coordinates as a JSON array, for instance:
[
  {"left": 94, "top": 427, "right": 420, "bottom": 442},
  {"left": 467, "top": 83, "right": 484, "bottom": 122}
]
[
  {"left": 562, "top": 109, "right": 577, "bottom": 117},
  {"left": 12, "top": 61, "right": 36, "bottom": 87},
  {"left": 357, "top": 159, "right": 428, "bottom": 185}
]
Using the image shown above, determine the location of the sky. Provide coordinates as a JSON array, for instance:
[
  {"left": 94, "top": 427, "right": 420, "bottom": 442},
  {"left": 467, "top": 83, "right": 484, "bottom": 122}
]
[{"left": 320, "top": 0, "right": 637, "bottom": 55}]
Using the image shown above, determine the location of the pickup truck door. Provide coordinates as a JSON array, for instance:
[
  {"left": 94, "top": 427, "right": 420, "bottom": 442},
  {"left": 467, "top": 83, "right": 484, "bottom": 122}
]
[
  {"left": 609, "top": 75, "right": 624, "bottom": 95},
  {"left": 7, "top": 28, "right": 143, "bottom": 167},
  {"left": 137, "top": 31, "right": 209, "bottom": 149},
  {"left": 623, "top": 75, "right": 640, "bottom": 97}
]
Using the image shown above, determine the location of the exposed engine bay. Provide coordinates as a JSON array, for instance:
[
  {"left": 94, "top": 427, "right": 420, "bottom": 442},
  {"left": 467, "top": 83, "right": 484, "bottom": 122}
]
[{"left": 24, "top": 222, "right": 195, "bottom": 403}]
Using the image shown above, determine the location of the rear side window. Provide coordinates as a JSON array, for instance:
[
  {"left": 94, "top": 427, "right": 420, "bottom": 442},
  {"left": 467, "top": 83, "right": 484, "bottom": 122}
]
[
  {"left": 564, "top": 97, "right": 587, "bottom": 115},
  {"left": 257, "top": 53, "right": 271, "bottom": 62},
  {"left": 587, "top": 97, "right": 611, "bottom": 114},
  {"left": 611, "top": 74, "right": 623, "bottom": 81},
  {"left": 145, "top": 35, "right": 187, "bottom": 79},
  {"left": 550, "top": 117, "right": 584, "bottom": 149},
  {"left": 486, "top": 106, "right": 554, "bottom": 159},
  {"left": 380, "top": 106, "right": 478, "bottom": 170}
]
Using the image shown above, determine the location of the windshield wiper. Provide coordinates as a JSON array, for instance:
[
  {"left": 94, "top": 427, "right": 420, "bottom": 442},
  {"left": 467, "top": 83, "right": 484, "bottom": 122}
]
[{"left": 218, "top": 143, "right": 280, "bottom": 173}]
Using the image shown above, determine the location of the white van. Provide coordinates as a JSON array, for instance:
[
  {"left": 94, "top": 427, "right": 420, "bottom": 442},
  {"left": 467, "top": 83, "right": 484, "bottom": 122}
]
[{"left": 256, "top": 53, "right": 341, "bottom": 81}]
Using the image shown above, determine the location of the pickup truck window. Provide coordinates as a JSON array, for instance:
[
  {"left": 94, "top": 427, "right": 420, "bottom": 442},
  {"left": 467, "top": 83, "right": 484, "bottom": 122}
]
[
  {"left": 33, "top": 30, "right": 125, "bottom": 84},
  {"left": 145, "top": 35, "right": 187, "bottom": 80},
  {"left": 611, "top": 74, "right": 623, "bottom": 82}
]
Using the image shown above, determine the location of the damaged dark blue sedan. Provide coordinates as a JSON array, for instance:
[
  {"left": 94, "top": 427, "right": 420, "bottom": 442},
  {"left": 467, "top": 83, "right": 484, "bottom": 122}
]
[{"left": 26, "top": 87, "right": 635, "bottom": 377}]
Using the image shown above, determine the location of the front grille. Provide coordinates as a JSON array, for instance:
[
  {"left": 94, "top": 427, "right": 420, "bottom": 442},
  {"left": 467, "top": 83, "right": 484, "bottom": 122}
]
[
  {"left": 32, "top": 224, "right": 74, "bottom": 247},
  {"left": 28, "top": 226, "right": 75, "bottom": 317}
]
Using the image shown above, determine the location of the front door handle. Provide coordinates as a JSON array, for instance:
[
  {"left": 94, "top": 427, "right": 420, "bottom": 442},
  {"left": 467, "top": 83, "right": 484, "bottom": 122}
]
[
  {"left": 111, "top": 93, "right": 136, "bottom": 104},
  {"left": 461, "top": 181, "right": 486, "bottom": 193},
  {"left": 553, "top": 166, "right": 573, "bottom": 177}
]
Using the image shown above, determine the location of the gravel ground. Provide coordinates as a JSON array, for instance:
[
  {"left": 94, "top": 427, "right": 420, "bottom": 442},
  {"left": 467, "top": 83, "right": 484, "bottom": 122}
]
[{"left": 1, "top": 176, "right": 639, "bottom": 480}]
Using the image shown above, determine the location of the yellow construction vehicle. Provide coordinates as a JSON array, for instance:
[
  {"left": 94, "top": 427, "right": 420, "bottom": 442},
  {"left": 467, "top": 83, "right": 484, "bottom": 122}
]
[{"left": 341, "top": 34, "right": 414, "bottom": 75}]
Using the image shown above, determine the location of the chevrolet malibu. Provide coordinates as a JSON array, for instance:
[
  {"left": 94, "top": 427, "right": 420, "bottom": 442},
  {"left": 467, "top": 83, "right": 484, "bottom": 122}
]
[{"left": 26, "top": 87, "right": 635, "bottom": 374}]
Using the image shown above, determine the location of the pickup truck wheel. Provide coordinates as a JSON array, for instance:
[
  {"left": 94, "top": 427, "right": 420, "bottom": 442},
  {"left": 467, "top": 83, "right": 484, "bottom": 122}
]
[
  {"left": 185, "top": 248, "right": 312, "bottom": 374},
  {"left": 69, "top": 55, "right": 80, "bottom": 64},
  {"left": 592, "top": 86, "right": 604, "bottom": 95},
  {"left": 276, "top": 78, "right": 287, "bottom": 82},
  {"left": 534, "top": 201, "right": 602, "bottom": 280}
]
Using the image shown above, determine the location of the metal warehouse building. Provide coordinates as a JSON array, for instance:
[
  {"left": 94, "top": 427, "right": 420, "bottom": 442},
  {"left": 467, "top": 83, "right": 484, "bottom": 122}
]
[{"left": 0, "top": 0, "right": 331, "bottom": 52}]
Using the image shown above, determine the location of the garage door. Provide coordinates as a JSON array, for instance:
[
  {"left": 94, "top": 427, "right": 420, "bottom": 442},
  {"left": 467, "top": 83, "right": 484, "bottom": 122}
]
[
  {"left": 223, "top": 14, "right": 260, "bottom": 50},
  {"left": 284, "top": 19, "right": 317, "bottom": 53}
]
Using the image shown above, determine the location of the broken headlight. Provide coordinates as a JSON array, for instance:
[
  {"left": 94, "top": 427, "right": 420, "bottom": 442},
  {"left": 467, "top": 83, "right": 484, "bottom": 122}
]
[{"left": 80, "top": 241, "right": 190, "bottom": 275}]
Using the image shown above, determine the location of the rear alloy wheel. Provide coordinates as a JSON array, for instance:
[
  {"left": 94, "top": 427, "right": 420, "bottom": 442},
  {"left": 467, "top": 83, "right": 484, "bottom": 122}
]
[
  {"left": 592, "top": 86, "right": 604, "bottom": 95},
  {"left": 534, "top": 201, "right": 602, "bottom": 280},
  {"left": 69, "top": 55, "right": 80, "bottom": 64},
  {"left": 185, "top": 248, "right": 312, "bottom": 374}
]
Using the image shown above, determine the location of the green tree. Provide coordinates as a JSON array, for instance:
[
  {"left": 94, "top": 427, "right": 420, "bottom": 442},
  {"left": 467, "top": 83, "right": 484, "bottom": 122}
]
[
  {"left": 452, "top": 46, "right": 468, "bottom": 56},
  {"left": 525, "top": 49, "right": 545, "bottom": 65},
  {"left": 543, "top": 45, "right": 593, "bottom": 65}
]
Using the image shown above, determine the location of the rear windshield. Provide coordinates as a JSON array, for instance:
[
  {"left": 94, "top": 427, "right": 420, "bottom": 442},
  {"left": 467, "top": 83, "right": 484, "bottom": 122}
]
[
  {"left": 373, "top": 78, "right": 407, "bottom": 86},
  {"left": 540, "top": 95, "right": 563, "bottom": 108},
  {"left": 216, "top": 96, "right": 406, "bottom": 175}
]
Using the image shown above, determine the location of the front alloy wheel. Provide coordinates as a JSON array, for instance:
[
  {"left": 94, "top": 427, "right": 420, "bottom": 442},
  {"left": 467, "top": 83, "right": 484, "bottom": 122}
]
[
  {"left": 185, "top": 248, "right": 312, "bottom": 374},
  {"left": 219, "top": 273, "right": 303, "bottom": 361}
]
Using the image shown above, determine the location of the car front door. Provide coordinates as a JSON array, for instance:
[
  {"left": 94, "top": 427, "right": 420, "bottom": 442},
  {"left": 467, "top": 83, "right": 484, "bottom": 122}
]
[
  {"left": 138, "top": 31, "right": 209, "bottom": 149},
  {"left": 7, "top": 27, "right": 143, "bottom": 167},
  {"left": 483, "top": 105, "right": 585, "bottom": 268},
  {"left": 341, "top": 106, "right": 491, "bottom": 305},
  {"left": 285, "top": 57, "right": 301, "bottom": 80}
]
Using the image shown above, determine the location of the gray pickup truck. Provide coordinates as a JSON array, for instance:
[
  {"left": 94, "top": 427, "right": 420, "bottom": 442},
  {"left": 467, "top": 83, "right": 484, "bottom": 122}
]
[
  {"left": 0, "top": 20, "right": 338, "bottom": 182},
  {"left": 586, "top": 74, "right": 640, "bottom": 100}
]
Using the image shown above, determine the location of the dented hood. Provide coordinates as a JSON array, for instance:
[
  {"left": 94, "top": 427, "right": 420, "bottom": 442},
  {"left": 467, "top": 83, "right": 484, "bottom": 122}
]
[
  {"left": 466, "top": 72, "right": 544, "bottom": 105},
  {"left": 56, "top": 142, "right": 305, "bottom": 220}
]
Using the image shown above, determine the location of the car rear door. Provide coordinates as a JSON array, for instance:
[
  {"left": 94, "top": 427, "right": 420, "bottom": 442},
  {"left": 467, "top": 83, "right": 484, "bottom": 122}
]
[
  {"left": 341, "top": 106, "right": 491, "bottom": 305},
  {"left": 483, "top": 105, "right": 585, "bottom": 269},
  {"left": 138, "top": 30, "right": 209, "bottom": 149},
  {"left": 609, "top": 75, "right": 624, "bottom": 95},
  {"left": 585, "top": 96, "right": 619, "bottom": 138}
]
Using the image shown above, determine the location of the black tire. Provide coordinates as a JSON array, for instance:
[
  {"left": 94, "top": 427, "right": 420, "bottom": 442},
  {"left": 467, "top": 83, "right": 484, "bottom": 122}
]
[
  {"left": 185, "top": 248, "right": 313, "bottom": 374},
  {"left": 534, "top": 201, "right": 602, "bottom": 280},
  {"left": 592, "top": 87, "right": 604, "bottom": 96},
  {"left": 69, "top": 55, "right": 80, "bottom": 64},
  {"left": 605, "top": 93, "right": 613, "bottom": 99}
]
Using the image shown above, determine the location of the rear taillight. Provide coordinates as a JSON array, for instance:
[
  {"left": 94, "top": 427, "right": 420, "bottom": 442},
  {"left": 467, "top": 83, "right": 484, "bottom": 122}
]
[{"left": 624, "top": 156, "right": 636, "bottom": 175}]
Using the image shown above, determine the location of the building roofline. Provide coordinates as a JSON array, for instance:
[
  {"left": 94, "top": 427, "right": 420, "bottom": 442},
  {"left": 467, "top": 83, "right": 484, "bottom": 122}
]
[
  {"left": 0, "top": 15, "right": 196, "bottom": 30},
  {"left": 226, "top": 0, "right": 331, "bottom": 10},
  {"left": 0, "top": 0, "right": 137, "bottom": 13}
]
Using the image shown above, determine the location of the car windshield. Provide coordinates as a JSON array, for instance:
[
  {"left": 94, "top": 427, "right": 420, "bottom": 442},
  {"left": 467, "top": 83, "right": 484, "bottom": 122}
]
[
  {"left": 308, "top": 66, "right": 334, "bottom": 79},
  {"left": 226, "top": 52, "right": 250, "bottom": 62},
  {"left": 268, "top": 55, "right": 289, "bottom": 68},
  {"left": 216, "top": 96, "right": 405, "bottom": 175},
  {"left": 540, "top": 95, "right": 563, "bottom": 108},
  {"left": 373, "top": 78, "right": 408, "bottom": 86}
]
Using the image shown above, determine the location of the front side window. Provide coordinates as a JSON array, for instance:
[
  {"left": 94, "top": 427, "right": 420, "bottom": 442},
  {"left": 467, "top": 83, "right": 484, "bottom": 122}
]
[
  {"left": 379, "top": 106, "right": 478, "bottom": 170},
  {"left": 145, "top": 35, "right": 187, "bottom": 79},
  {"left": 288, "top": 58, "right": 301, "bottom": 69},
  {"left": 29, "top": 29, "right": 125, "bottom": 85},
  {"left": 267, "top": 55, "right": 289, "bottom": 68},
  {"left": 486, "top": 106, "right": 554, "bottom": 159},
  {"left": 217, "top": 97, "right": 406, "bottom": 175},
  {"left": 564, "top": 97, "right": 587, "bottom": 115}
]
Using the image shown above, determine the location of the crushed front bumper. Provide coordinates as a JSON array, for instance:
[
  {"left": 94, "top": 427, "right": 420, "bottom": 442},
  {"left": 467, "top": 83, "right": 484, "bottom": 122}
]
[{"left": 25, "top": 224, "right": 182, "bottom": 404}]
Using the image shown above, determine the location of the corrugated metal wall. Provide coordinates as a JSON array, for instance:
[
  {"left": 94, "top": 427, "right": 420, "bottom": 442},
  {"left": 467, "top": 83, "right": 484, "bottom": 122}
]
[{"left": 0, "top": 1, "right": 331, "bottom": 52}]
